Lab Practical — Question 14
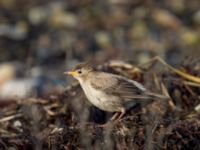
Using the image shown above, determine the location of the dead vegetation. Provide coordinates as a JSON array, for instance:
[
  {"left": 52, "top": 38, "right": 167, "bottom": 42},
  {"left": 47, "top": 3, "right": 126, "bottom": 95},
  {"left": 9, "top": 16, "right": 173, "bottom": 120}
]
[{"left": 0, "top": 58, "right": 200, "bottom": 150}]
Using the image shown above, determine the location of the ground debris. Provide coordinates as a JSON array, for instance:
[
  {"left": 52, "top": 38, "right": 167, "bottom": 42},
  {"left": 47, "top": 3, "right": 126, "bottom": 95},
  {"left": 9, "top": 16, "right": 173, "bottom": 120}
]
[{"left": 0, "top": 60, "right": 200, "bottom": 150}]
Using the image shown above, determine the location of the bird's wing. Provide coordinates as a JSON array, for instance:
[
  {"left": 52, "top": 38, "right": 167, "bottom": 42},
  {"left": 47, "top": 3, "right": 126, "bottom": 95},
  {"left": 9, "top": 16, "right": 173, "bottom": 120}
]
[{"left": 90, "top": 72, "right": 150, "bottom": 101}]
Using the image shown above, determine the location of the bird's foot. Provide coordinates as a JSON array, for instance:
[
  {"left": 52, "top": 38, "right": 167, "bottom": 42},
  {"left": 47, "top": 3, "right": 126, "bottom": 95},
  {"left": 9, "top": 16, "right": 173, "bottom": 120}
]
[{"left": 110, "top": 108, "right": 126, "bottom": 122}]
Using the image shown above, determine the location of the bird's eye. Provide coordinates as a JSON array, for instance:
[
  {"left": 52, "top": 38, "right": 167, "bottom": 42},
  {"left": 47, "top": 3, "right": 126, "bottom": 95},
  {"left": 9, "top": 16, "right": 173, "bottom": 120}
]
[{"left": 77, "top": 69, "right": 82, "bottom": 74}]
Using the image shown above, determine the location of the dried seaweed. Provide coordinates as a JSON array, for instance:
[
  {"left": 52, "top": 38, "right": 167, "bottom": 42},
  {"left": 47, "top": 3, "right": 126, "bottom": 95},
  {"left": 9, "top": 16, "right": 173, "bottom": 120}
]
[{"left": 0, "top": 60, "right": 200, "bottom": 150}]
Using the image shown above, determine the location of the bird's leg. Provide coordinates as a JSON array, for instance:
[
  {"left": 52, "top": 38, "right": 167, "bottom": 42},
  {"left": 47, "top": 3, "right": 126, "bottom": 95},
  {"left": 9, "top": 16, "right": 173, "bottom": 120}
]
[
  {"left": 110, "top": 112, "right": 120, "bottom": 121},
  {"left": 116, "top": 108, "right": 126, "bottom": 121}
]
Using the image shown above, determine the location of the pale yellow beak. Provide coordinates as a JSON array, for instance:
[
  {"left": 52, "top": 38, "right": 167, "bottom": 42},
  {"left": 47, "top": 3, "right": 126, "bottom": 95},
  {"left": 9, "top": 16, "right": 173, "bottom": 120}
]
[{"left": 64, "top": 71, "right": 78, "bottom": 76}]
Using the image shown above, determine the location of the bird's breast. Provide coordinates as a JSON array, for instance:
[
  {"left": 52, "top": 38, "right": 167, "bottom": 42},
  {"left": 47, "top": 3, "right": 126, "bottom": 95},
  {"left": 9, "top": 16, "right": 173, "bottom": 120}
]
[
  {"left": 80, "top": 82, "right": 123, "bottom": 112},
  {"left": 81, "top": 83, "right": 103, "bottom": 104}
]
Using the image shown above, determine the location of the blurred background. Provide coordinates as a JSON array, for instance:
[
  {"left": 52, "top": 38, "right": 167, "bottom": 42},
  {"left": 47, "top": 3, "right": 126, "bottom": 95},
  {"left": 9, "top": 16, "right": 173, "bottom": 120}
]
[{"left": 0, "top": 0, "right": 200, "bottom": 99}]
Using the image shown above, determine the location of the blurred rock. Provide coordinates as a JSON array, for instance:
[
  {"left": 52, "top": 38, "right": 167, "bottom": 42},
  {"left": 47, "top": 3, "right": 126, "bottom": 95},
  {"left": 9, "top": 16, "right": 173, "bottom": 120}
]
[
  {"left": 28, "top": 6, "right": 49, "bottom": 25},
  {"left": 167, "top": 0, "right": 185, "bottom": 13},
  {"left": 133, "top": 7, "right": 147, "bottom": 19},
  {"left": 95, "top": 31, "right": 111, "bottom": 48},
  {"left": 50, "top": 11, "right": 78, "bottom": 28},
  {"left": 109, "top": 0, "right": 140, "bottom": 5},
  {"left": 152, "top": 9, "right": 182, "bottom": 29},
  {"left": 180, "top": 28, "right": 199, "bottom": 46},
  {"left": 0, "top": 0, "right": 15, "bottom": 8},
  {"left": 0, "top": 22, "right": 28, "bottom": 40},
  {"left": 193, "top": 10, "right": 200, "bottom": 25},
  {"left": 0, "top": 78, "right": 37, "bottom": 99},
  {"left": 0, "top": 63, "right": 16, "bottom": 85},
  {"left": 49, "top": 2, "right": 78, "bottom": 28},
  {"left": 137, "top": 53, "right": 152, "bottom": 64},
  {"left": 129, "top": 21, "right": 148, "bottom": 39}
]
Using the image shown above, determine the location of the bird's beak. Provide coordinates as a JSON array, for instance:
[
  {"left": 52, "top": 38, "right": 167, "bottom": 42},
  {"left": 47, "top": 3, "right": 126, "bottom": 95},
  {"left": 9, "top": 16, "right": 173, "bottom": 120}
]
[{"left": 64, "top": 71, "right": 78, "bottom": 76}]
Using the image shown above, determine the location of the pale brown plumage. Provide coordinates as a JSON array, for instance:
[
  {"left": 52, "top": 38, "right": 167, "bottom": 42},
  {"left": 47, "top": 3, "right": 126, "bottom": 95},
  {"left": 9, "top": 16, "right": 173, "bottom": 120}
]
[{"left": 65, "top": 62, "right": 168, "bottom": 121}]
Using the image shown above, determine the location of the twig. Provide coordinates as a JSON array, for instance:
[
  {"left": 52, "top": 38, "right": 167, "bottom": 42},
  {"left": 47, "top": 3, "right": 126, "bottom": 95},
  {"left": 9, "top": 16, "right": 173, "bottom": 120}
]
[
  {"left": 0, "top": 113, "right": 22, "bottom": 123},
  {"left": 140, "top": 56, "right": 200, "bottom": 84},
  {"left": 153, "top": 56, "right": 200, "bottom": 84},
  {"left": 160, "top": 83, "right": 176, "bottom": 110},
  {"left": 183, "top": 81, "right": 200, "bottom": 87}
]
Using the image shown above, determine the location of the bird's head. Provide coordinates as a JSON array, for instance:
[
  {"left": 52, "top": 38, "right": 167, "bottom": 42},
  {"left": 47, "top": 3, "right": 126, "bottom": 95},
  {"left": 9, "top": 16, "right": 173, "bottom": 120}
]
[{"left": 64, "top": 62, "right": 94, "bottom": 81}]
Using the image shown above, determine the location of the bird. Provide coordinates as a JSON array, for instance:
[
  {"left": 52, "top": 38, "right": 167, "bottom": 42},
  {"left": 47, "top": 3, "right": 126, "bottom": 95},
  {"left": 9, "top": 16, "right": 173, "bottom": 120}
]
[{"left": 64, "top": 62, "right": 168, "bottom": 121}]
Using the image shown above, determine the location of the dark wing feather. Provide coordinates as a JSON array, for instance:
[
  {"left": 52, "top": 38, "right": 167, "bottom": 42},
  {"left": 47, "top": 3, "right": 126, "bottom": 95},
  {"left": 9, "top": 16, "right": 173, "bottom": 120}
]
[{"left": 90, "top": 72, "right": 149, "bottom": 101}]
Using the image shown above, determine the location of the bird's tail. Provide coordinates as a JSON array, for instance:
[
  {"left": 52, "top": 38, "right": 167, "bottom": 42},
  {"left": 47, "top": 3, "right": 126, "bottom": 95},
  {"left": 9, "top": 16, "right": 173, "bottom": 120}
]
[{"left": 145, "top": 92, "right": 169, "bottom": 100}]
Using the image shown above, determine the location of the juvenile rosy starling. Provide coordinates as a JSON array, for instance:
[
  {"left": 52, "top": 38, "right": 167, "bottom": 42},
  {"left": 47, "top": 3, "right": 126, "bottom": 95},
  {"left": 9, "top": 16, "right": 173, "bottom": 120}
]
[{"left": 65, "top": 62, "right": 168, "bottom": 121}]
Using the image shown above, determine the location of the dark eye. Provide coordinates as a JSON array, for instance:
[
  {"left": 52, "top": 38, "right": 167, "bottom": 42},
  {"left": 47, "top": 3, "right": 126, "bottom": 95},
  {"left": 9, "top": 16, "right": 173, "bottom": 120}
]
[{"left": 77, "top": 69, "right": 82, "bottom": 74}]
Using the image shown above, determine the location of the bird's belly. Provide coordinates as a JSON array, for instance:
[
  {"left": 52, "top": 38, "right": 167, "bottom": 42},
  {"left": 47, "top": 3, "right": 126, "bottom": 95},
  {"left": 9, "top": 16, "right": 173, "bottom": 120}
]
[{"left": 82, "top": 85, "right": 122, "bottom": 112}]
